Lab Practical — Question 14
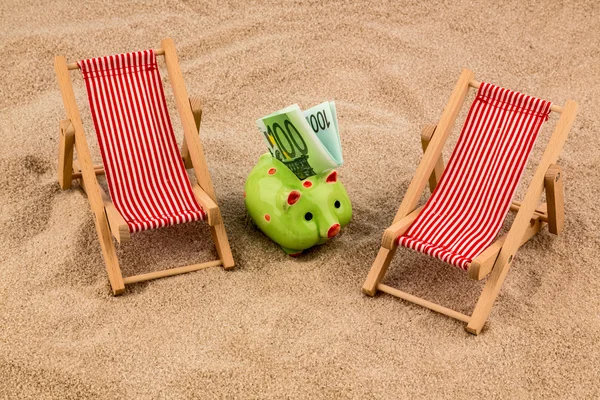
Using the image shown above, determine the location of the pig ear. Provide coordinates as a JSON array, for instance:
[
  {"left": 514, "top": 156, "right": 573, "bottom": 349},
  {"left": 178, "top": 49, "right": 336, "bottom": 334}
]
[
  {"left": 325, "top": 170, "right": 337, "bottom": 183},
  {"left": 277, "top": 188, "right": 299, "bottom": 213},
  {"left": 287, "top": 190, "right": 301, "bottom": 205}
]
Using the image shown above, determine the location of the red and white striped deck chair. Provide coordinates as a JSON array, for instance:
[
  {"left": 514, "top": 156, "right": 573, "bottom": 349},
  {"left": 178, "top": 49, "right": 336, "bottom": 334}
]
[
  {"left": 363, "top": 69, "right": 578, "bottom": 334},
  {"left": 54, "top": 39, "right": 234, "bottom": 295}
]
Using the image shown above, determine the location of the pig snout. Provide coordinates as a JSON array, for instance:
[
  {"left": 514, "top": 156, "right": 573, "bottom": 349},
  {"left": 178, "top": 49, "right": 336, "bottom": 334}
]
[{"left": 327, "top": 223, "right": 340, "bottom": 238}]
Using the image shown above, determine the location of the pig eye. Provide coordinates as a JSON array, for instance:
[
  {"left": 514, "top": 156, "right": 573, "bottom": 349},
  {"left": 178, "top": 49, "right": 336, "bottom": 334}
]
[
  {"left": 334, "top": 200, "right": 341, "bottom": 209},
  {"left": 304, "top": 212, "right": 313, "bottom": 221}
]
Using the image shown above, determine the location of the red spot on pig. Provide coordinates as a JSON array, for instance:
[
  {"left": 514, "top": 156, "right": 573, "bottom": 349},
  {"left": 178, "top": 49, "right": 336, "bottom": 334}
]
[
  {"left": 268, "top": 168, "right": 276, "bottom": 175},
  {"left": 303, "top": 180, "right": 312, "bottom": 188},
  {"left": 264, "top": 214, "right": 271, "bottom": 222},
  {"left": 287, "top": 190, "right": 301, "bottom": 205}
]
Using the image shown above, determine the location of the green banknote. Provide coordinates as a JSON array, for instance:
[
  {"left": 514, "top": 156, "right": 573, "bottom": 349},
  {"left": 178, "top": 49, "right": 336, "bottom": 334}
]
[{"left": 256, "top": 102, "right": 342, "bottom": 180}]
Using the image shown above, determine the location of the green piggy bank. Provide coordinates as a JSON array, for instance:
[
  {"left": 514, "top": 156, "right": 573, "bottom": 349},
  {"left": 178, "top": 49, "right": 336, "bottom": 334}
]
[{"left": 244, "top": 154, "right": 352, "bottom": 256}]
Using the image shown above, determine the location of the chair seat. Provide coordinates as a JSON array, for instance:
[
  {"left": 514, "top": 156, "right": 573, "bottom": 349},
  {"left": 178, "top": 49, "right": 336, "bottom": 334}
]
[
  {"left": 397, "top": 82, "right": 552, "bottom": 271},
  {"left": 78, "top": 49, "right": 206, "bottom": 234},
  {"left": 125, "top": 206, "right": 206, "bottom": 233},
  {"left": 398, "top": 235, "right": 472, "bottom": 270}
]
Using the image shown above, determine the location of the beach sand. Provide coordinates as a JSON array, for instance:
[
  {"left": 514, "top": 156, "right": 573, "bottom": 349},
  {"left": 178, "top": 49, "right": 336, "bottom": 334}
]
[{"left": 1, "top": 0, "right": 599, "bottom": 398}]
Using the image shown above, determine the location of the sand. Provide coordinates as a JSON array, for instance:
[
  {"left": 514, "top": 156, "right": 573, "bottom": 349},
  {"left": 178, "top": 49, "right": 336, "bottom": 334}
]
[{"left": 1, "top": 0, "right": 599, "bottom": 398}]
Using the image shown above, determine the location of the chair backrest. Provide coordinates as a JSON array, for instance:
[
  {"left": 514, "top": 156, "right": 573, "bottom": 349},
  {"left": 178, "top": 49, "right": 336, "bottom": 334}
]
[
  {"left": 399, "top": 83, "right": 552, "bottom": 269},
  {"left": 78, "top": 50, "right": 204, "bottom": 233}
]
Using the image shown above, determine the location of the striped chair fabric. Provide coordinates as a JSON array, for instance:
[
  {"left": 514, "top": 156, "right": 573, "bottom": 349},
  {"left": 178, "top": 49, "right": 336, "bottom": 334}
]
[
  {"left": 79, "top": 50, "right": 205, "bottom": 234},
  {"left": 398, "top": 83, "right": 552, "bottom": 270}
]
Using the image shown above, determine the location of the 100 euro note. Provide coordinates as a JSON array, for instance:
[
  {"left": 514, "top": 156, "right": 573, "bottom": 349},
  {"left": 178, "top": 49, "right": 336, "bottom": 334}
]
[{"left": 256, "top": 102, "right": 342, "bottom": 180}]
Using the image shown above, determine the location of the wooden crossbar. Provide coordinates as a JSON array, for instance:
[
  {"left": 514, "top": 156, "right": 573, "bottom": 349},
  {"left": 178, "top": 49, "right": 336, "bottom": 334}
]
[
  {"left": 123, "top": 260, "right": 223, "bottom": 285},
  {"left": 469, "top": 80, "right": 564, "bottom": 114},
  {"left": 67, "top": 48, "right": 166, "bottom": 70},
  {"left": 510, "top": 201, "right": 549, "bottom": 222},
  {"left": 72, "top": 165, "right": 104, "bottom": 179},
  {"left": 377, "top": 283, "right": 471, "bottom": 323}
]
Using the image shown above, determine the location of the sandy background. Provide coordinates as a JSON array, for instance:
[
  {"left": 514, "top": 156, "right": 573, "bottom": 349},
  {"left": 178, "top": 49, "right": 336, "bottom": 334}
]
[{"left": 1, "top": 0, "right": 599, "bottom": 398}]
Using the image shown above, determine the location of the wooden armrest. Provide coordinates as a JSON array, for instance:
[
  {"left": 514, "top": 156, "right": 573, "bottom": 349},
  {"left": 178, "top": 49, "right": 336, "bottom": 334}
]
[
  {"left": 73, "top": 160, "right": 129, "bottom": 242},
  {"left": 100, "top": 187, "right": 130, "bottom": 243},
  {"left": 192, "top": 184, "right": 221, "bottom": 226},
  {"left": 381, "top": 206, "right": 423, "bottom": 249}
]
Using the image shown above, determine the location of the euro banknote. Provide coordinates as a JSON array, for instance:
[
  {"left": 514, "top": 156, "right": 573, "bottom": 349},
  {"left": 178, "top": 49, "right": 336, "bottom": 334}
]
[{"left": 256, "top": 102, "right": 342, "bottom": 180}]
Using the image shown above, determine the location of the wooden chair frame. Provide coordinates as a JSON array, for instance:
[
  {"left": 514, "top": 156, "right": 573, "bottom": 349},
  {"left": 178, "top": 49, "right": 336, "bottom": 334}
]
[
  {"left": 55, "top": 38, "right": 234, "bottom": 295},
  {"left": 362, "top": 69, "right": 577, "bottom": 334}
]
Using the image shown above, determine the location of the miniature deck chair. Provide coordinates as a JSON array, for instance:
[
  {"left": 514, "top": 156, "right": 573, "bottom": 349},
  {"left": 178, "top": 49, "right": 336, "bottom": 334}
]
[
  {"left": 54, "top": 38, "right": 234, "bottom": 295},
  {"left": 363, "top": 69, "right": 578, "bottom": 334}
]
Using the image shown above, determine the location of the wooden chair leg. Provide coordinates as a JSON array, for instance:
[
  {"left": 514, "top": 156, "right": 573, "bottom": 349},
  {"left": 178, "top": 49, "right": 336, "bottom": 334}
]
[
  {"left": 466, "top": 200, "right": 549, "bottom": 333},
  {"left": 183, "top": 94, "right": 233, "bottom": 270},
  {"left": 364, "top": 206, "right": 423, "bottom": 295},
  {"left": 94, "top": 209, "right": 126, "bottom": 295},
  {"left": 363, "top": 123, "right": 445, "bottom": 298},
  {"left": 210, "top": 220, "right": 235, "bottom": 270},
  {"left": 468, "top": 207, "right": 547, "bottom": 280},
  {"left": 76, "top": 167, "right": 126, "bottom": 294},
  {"left": 466, "top": 214, "right": 547, "bottom": 332},
  {"left": 466, "top": 256, "right": 512, "bottom": 335},
  {"left": 545, "top": 164, "right": 564, "bottom": 235},
  {"left": 362, "top": 247, "right": 397, "bottom": 296},
  {"left": 58, "top": 119, "right": 75, "bottom": 189},
  {"left": 420, "top": 124, "right": 444, "bottom": 193}
]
